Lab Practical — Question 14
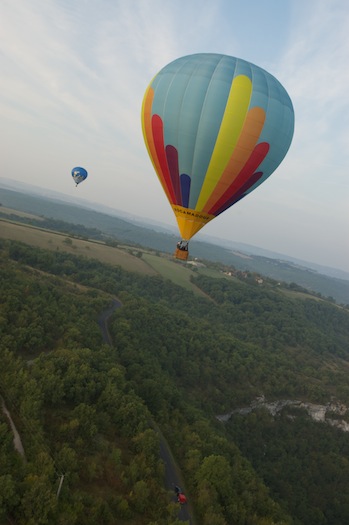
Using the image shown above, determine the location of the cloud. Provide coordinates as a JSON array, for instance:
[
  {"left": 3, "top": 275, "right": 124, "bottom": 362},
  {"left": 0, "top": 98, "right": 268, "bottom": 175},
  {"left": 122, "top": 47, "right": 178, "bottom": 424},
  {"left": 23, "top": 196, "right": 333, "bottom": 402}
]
[
  {"left": 0, "top": 0, "right": 348, "bottom": 270},
  {"left": 269, "top": 1, "right": 349, "bottom": 232},
  {"left": 278, "top": 1, "right": 349, "bottom": 154}
]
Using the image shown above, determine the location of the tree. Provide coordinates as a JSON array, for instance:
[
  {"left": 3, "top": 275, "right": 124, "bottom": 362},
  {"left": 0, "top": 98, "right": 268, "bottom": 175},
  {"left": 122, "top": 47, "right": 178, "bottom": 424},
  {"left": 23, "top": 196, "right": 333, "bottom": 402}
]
[
  {"left": 20, "top": 474, "right": 57, "bottom": 525},
  {"left": 130, "top": 479, "right": 150, "bottom": 513},
  {"left": 0, "top": 474, "right": 18, "bottom": 519}
]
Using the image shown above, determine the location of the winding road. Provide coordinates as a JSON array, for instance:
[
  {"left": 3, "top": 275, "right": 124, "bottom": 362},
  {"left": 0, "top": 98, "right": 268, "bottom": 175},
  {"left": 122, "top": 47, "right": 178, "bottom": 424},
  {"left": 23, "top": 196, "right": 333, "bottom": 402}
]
[
  {"left": 98, "top": 298, "right": 122, "bottom": 345},
  {"left": 98, "top": 298, "right": 194, "bottom": 524}
]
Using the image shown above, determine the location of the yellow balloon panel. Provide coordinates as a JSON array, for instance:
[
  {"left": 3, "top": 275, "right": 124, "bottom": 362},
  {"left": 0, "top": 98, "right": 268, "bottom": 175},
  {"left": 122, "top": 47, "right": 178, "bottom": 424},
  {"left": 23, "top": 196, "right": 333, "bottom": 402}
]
[{"left": 172, "top": 205, "right": 215, "bottom": 240}]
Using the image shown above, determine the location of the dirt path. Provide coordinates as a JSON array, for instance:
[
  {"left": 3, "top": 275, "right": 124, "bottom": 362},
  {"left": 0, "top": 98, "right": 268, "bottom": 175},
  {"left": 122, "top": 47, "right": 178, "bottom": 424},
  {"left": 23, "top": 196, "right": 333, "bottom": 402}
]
[{"left": 1, "top": 396, "right": 26, "bottom": 461}]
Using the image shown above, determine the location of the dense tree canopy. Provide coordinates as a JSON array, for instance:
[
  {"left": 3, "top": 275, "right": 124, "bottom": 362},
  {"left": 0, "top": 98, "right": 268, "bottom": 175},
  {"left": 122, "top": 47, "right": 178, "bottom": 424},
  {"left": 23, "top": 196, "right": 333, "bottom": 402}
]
[{"left": 1, "top": 238, "right": 349, "bottom": 524}]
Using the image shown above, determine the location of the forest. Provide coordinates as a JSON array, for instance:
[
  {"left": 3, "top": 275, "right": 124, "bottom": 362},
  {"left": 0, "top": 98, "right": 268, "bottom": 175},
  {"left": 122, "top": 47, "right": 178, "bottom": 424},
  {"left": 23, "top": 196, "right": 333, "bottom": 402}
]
[{"left": 1, "top": 237, "right": 349, "bottom": 524}]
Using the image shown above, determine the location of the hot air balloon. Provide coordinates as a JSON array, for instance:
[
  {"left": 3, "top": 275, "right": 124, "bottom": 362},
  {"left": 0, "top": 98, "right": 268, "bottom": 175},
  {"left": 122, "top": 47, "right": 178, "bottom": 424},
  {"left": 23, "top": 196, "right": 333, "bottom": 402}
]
[
  {"left": 141, "top": 53, "right": 294, "bottom": 260},
  {"left": 71, "top": 167, "right": 88, "bottom": 187}
]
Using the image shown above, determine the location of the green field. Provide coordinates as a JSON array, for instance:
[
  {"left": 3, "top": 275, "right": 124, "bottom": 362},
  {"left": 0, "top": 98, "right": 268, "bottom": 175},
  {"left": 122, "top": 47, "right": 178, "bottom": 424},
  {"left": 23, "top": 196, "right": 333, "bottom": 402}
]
[
  {"left": 0, "top": 206, "right": 43, "bottom": 220},
  {"left": 0, "top": 213, "right": 338, "bottom": 305},
  {"left": 0, "top": 214, "right": 226, "bottom": 294},
  {"left": 198, "top": 266, "right": 240, "bottom": 281},
  {"left": 0, "top": 218, "right": 330, "bottom": 304},
  {"left": 0, "top": 219, "right": 156, "bottom": 275},
  {"left": 142, "top": 253, "right": 209, "bottom": 297}
]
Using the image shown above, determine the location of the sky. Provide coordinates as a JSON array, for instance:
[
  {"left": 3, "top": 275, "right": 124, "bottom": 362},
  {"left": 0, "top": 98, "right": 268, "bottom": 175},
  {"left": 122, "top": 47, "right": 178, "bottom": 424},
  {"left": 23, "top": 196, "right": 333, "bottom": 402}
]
[{"left": 0, "top": 0, "right": 348, "bottom": 272}]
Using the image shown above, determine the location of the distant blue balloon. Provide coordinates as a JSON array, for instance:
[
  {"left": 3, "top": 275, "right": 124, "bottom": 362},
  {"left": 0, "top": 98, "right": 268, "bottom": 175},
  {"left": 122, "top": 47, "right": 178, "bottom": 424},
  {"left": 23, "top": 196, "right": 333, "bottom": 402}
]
[{"left": 71, "top": 167, "right": 88, "bottom": 186}]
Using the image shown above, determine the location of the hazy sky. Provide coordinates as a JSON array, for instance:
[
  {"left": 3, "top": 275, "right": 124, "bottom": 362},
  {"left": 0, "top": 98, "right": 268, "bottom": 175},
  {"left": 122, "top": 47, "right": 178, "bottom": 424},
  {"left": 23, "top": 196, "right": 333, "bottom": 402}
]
[{"left": 0, "top": 0, "right": 348, "bottom": 271}]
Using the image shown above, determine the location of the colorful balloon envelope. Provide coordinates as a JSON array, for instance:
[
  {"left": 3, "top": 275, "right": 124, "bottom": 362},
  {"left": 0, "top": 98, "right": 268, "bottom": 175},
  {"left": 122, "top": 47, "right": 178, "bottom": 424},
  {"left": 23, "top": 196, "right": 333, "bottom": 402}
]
[
  {"left": 141, "top": 53, "right": 294, "bottom": 256},
  {"left": 71, "top": 167, "right": 88, "bottom": 187}
]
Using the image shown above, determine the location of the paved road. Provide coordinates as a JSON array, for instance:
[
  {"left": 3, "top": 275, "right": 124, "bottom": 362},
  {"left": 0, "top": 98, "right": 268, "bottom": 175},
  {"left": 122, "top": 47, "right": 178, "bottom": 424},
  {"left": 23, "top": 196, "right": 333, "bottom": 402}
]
[
  {"left": 98, "top": 298, "right": 122, "bottom": 345},
  {"left": 99, "top": 299, "right": 194, "bottom": 524},
  {"left": 158, "top": 429, "right": 193, "bottom": 523}
]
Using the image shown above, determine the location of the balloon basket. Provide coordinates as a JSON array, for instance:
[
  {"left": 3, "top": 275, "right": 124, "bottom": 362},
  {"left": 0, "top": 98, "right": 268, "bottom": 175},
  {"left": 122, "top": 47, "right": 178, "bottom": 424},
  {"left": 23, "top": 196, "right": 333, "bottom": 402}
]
[{"left": 174, "top": 248, "right": 189, "bottom": 261}]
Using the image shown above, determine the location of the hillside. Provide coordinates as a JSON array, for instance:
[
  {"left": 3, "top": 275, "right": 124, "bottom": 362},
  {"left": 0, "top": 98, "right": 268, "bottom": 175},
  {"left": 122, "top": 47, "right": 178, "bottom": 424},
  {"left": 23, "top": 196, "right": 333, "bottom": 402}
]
[
  {"left": 1, "top": 236, "right": 349, "bottom": 523},
  {"left": 1, "top": 184, "right": 349, "bottom": 305},
  {"left": 0, "top": 215, "right": 340, "bottom": 306}
]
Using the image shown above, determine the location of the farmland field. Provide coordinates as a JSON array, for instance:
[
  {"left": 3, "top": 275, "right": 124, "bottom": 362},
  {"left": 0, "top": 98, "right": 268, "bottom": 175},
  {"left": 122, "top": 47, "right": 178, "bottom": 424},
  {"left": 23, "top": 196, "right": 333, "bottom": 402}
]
[
  {"left": 0, "top": 219, "right": 157, "bottom": 275},
  {"left": 0, "top": 206, "right": 43, "bottom": 221},
  {"left": 198, "top": 266, "right": 240, "bottom": 281},
  {"left": 142, "top": 252, "right": 208, "bottom": 297}
]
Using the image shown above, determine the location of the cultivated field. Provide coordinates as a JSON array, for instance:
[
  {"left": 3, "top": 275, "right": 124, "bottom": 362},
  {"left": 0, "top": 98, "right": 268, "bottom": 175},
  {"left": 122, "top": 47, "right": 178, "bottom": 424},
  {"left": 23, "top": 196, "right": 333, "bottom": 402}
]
[
  {"left": 0, "top": 219, "right": 157, "bottom": 275},
  {"left": 1, "top": 219, "right": 212, "bottom": 296},
  {"left": 142, "top": 253, "right": 209, "bottom": 297},
  {"left": 0, "top": 206, "right": 43, "bottom": 221},
  {"left": 0, "top": 218, "right": 326, "bottom": 304}
]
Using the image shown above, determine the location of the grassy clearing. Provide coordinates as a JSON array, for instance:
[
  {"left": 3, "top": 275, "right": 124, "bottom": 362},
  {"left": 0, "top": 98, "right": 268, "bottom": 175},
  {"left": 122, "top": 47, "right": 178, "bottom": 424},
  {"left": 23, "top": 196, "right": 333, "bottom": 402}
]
[
  {"left": 0, "top": 220, "right": 157, "bottom": 275},
  {"left": 197, "top": 266, "right": 241, "bottom": 282},
  {"left": 142, "top": 253, "right": 209, "bottom": 297}
]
